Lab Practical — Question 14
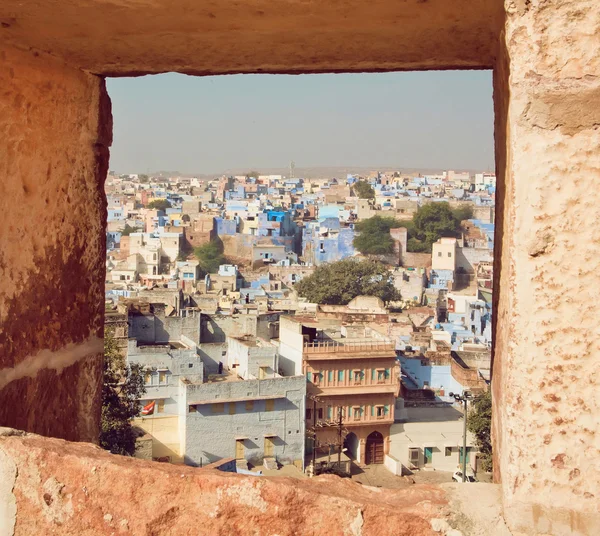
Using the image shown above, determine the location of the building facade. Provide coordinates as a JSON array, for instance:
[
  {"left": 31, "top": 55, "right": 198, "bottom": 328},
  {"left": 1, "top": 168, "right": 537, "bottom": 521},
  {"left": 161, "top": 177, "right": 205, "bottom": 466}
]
[{"left": 279, "top": 316, "right": 399, "bottom": 465}]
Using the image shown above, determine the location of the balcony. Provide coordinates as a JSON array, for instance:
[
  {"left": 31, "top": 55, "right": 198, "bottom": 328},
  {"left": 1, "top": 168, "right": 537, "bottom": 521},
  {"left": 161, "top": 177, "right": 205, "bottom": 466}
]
[
  {"left": 303, "top": 340, "right": 396, "bottom": 360},
  {"left": 311, "top": 384, "right": 398, "bottom": 396}
]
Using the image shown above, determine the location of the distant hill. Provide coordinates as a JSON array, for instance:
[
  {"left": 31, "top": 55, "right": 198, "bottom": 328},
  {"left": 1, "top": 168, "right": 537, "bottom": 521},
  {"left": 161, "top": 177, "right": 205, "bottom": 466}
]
[{"left": 143, "top": 165, "right": 490, "bottom": 180}]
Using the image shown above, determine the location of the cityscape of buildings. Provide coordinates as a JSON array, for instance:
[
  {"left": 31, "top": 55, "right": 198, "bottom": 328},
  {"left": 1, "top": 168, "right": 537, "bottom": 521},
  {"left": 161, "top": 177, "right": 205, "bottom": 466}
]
[{"left": 104, "top": 168, "right": 496, "bottom": 481}]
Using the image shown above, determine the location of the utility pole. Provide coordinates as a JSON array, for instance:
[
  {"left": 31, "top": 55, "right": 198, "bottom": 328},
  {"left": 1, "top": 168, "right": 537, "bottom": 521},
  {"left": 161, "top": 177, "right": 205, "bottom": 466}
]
[
  {"left": 337, "top": 406, "right": 343, "bottom": 468},
  {"left": 450, "top": 391, "right": 473, "bottom": 482},
  {"left": 312, "top": 397, "right": 317, "bottom": 469}
]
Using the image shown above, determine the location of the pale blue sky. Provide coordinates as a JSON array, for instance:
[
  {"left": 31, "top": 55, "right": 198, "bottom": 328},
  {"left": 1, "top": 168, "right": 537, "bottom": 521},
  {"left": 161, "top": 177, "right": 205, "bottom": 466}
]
[{"left": 106, "top": 70, "right": 494, "bottom": 175}]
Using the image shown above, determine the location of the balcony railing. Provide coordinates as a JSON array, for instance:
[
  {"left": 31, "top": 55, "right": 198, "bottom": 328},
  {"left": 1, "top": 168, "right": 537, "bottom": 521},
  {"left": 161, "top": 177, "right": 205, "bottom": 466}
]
[{"left": 303, "top": 340, "right": 395, "bottom": 355}]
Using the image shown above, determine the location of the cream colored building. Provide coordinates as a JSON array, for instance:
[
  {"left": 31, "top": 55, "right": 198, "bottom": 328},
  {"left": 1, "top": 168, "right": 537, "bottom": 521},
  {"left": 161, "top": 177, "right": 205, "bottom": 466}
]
[{"left": 431, "top": 237, "right": 458, "bottom": 271}]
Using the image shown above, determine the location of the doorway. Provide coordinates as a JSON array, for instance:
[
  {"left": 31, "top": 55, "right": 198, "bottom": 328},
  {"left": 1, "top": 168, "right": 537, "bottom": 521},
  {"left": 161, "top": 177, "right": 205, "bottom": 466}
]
[
  {"left": 343, "top": 432, "right": 359, "bottom": 460},
  {"left": 264, "top": 436, "right": 274, "bottom": 457},
  {"left": 365, "top": 431, "right": 384, "bottom": 465}
]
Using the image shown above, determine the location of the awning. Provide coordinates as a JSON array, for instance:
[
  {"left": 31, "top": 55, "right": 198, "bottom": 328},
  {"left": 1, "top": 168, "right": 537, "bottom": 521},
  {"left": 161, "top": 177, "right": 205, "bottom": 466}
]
[
  {"left": 235, "top": 436, "right": 249, "bottom": 441},
  {"left": 263, "top": 433, "right": 277, "bottom": 438},
  {"left": 444, "top": 442, "right": 458, "bottom": 448}
]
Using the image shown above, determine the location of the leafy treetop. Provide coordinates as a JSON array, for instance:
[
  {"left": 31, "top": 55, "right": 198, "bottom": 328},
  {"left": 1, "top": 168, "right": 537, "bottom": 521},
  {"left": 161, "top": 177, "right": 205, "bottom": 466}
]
[
  {"left": 295, "top": 258, "right": 401, "bottom": 305},
  {"left": 194, "top": 239, "right": 227, "bottom": 275},
  {"left": 148, "top": 199, "right": 172, "bottom": 211},
  {"left": 406, "top": 202, "right": 473, "bottom": 253},
  {"left": 353, "top": 215, "right": 404, "bottom": 256},
  {"left": 100, "top": 333, "right": 146, "bottom": 456},
  {"left": 353, "top": 180, "right": 375, "bottom": 200},
  {"left": 120, "top": 224, "right": 140, "bottom": 236},
  {"left": 467, "top": 390, "right": 493, "bottom": 472}
]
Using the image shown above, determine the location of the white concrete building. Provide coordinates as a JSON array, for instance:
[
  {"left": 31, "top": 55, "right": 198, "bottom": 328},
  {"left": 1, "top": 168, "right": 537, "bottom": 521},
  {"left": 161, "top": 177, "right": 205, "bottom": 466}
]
[{"left": 388, "top": 405, "right": 478, "bottom": 475}]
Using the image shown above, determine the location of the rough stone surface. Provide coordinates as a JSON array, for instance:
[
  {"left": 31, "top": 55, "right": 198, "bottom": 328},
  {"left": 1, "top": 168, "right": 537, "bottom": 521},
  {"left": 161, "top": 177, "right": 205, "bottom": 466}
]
[
  {"left": 0, "top": 0, "right": 502, "bottom": 75},
  {"left": 0, "top": 44, "right": 111, "bottom": 442},
  {"left": 492, "top": 0, "right": 600, "bottom": 534},
  {"left": 0, "top": 430, "right": 450, "bottom": 536},
  {"left": 1, "top": 1, "right": 599, "bottom": 534}
]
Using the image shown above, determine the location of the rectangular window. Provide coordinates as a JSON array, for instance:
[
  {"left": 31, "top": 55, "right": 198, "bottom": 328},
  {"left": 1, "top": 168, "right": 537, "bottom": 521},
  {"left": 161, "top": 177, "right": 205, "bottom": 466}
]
[
  {"left": 328, "top": 370, "right": 333, "bottom": 383},
  {"left": 338, "top": 370, "right": 344, "bottom": 382},
  {"left": 377, "top": 369, "right": 385, "bottom": 383},
  {"left": 371, "top": 369, "right": 376, "bottom": 381},
  {"left": 157, "top": 400, "right": 165, "bottom": 413},
  {"left": 211, "top": 403, "right": 224, "bottom": 414},
  {"left": 376, "top": 406, "right": 384, "bottom": 418},
  {"left": 188, "top": 405, "right": 197, "bottom": 413},
  {"left": 245, "top": 400, "right": 254, "bottom": 411},
  {"left": 306, "top": 408, "right": 312, "bottom": 420},
  {"left": 327, "top": 406, "right": 332, "bottom": 420},
  {"left": 265, "top": 399, "right": 275, "bottom": 412},
  {"left": 313, "top": 372, "right": 321, "bottom": 384},
  {"left": 438, "top": 252, "right": 442, "bottom": 257},
  {"left": 306, "top": 371, "right": 312, "bottom": 382},
  {"left": 445, "top": 447, "right": 452, "bottom": 457},
  {"left": 159, "top": 371, "right": 166, "bottom": 384},
  {"left": 229, "top": 402, "right": 236, "bottom": 415},
  {"left": 353, "top": 407, "right": 362, "bottom": 420},
  {"left": 353, "top": 370, "right": 362, "bottom": 385},
  {"left": 145, "top": 372, "right": 152, "bottom": 385}
]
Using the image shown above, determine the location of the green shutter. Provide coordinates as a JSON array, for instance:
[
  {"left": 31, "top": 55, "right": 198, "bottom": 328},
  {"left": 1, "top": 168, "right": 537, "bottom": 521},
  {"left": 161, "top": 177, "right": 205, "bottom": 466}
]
[
  {"left": 371, "top": 369, "right": 376, "bottom": 381},
  {"left": 338, "top": 370, "right": 344, "bottom": 382},
  {"left": 370, "top": 405, "right": 374, "bottom": 417},
  {"left": 385, "top": 368, "right": 390, "bottom": 379},
  {"left": 307, "top": 371, "right": 312, "bottom": 382},
  {"left": 328, "top": 370, "right": 333, "bottom": 382}
]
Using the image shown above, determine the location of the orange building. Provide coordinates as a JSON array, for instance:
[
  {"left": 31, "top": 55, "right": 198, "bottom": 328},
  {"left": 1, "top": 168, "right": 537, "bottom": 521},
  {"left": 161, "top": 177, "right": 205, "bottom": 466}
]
[{"left": 279, "top": 317, "right": 399, "bottom": 465}]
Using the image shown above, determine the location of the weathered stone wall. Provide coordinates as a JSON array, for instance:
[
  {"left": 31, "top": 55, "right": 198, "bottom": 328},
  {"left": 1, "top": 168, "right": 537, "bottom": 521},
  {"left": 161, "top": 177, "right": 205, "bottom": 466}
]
[
  {"left": 0, "top": 428, "right": 453, "bottom": 536},
  {"left": 0, "top": 0, "right": 503, "bottom": 75},
  {"left": 0, "top": 45, "right": 110, "bottom": 442},
  {"left": 492, "top": 1, "right": 600, "bottom": 533}
]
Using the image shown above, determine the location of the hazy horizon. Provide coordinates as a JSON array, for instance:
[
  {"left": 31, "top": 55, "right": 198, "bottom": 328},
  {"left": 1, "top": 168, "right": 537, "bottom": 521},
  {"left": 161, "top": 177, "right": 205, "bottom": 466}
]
[{"left": 107, "top": 71, "right": 494, "bottom": 175}]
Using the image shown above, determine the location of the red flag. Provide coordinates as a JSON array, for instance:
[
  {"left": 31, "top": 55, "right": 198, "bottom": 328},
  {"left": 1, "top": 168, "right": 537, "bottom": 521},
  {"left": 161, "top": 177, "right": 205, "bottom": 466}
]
[{"left": 141, "top": 401, "right": 155, "bottom": 415}]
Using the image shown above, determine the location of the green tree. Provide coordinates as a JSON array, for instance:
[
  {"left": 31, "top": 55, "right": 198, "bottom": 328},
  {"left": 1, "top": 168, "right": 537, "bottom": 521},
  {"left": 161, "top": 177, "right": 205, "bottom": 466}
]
[
  {"left": 148, "top": 199, "right": 172, "bottom": 211},
  {"left": 353, "top": 215, "right": 404, "bottom": 256},
  {"left": 181, "top": 213, "right": 191, "bottom": 223},
  {"left": 467, "top": 390, "right": 493, "bottom": 472},
  {"left": 295, "top": 259, "right": 401, "bottom": 305},
  {"left": 100, "top": 333, "right": 146, "bottom": 456},
  {"left": 353, "top": 180, "right": 375, "bottom": 199},
  {"left": 194, "top": 239, "right": 227, "bottom": 274},
  {"left": 138, "top": 174, "right": 149, "bottom": 183},
  {"left": 247, "top": 171, "right": 260, "bottom": 179},
  {"left": 451, "top": 204, "right": 474, "bottom": 224},
  {"left": 407, "top": 202, "right": 464, "bottom": 253},
  {"left": 120, "top": 224, "right": 140, "bottom": 236}
]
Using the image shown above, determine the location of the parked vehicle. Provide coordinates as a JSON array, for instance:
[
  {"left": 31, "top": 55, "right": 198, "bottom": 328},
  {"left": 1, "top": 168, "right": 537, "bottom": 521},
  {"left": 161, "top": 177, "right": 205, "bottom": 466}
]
[{"left": 452, "top": 470, "right": 477, "bottom": 483}]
